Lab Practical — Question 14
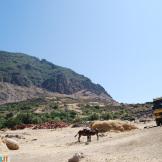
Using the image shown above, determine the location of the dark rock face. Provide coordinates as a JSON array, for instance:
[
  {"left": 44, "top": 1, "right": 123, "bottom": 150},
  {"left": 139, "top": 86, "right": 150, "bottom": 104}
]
[
  {"left": 41, "top": 73, "right": 110, "bottom": 97},
  {"left": 0, "top": 51, "right": 111, "bottom": 98},
  {"left": 42, "top": 73, "right": 69, "bottom": 93}
]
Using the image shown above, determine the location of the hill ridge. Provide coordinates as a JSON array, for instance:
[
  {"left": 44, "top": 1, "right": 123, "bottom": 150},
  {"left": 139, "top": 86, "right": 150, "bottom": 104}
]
[{"left": 0, "top": 51, "right": 115, "bottom": 104}]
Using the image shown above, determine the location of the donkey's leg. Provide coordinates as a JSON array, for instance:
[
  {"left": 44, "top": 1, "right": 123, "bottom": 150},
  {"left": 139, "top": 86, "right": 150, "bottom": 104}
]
[
  {"left": 87, "top": 135, "right": 91, "bottom": 142},
  {"left": 97, "top": 133, "right": 99, "bottom": 141},
  {"left": 89, "top": 135, "right": 91, "bottom": 142},
  {"left": 87, "top": 136, "right": 89, "bottom": 142},
  {"left": 78, "top": 134, "right": 81, "bottom": 142}
]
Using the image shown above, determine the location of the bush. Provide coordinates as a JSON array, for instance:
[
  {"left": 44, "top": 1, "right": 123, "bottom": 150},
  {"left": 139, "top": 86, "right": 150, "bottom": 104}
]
[
  {"left": 0, "top": 117, "right": 6, "bottom": 128},
  {"left": 16, "top": 113, "right": 34, "bottom": 124},
  {"left": 88, "top": 113, "right": 100, "bottom": 121},
  {"left": 31, "top": 116, "right": 42, "bottom": 124},
  {"left": 110, "top": 112, "right": 119, "bottom": 119},
  {"left": 5, "top": 118, "right": 20, "bottom": 128},
  {"left": 50, "top": 103, "right": 58, "bottom": 110},
  {"left": 5, "top": 112, "right": 14, "bottom": 119},
  {"left": 73, "top": 116, "right": 82, "bottom": 123},
  {"left": 101, "top": 112, "right": 113, "bottom": 120},
  {"left": 50, "top": 111, "right": 66, "bottom": 120},
  {"left": 53, "top": 117, "right": 61, "bottom": 121}
]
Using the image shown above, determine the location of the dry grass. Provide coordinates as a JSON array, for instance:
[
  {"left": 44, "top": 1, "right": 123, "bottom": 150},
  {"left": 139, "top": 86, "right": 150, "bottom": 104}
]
[{"left": 91, "top": 120, "right": 137, "bottom": 132}]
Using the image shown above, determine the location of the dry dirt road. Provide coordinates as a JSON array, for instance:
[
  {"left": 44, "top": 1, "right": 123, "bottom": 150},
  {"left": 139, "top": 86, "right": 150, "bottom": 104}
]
[{"left": 4, "top": 123, "right": 162, "bottom": 162}]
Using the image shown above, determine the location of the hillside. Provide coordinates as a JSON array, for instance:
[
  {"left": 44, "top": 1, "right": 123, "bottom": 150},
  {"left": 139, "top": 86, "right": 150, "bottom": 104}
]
[
  {"left": 0, "top": 94, "right": 152, "bottom": 129},
  {"left": 0, "top": 51, "right": 114, "bottom": 103}
]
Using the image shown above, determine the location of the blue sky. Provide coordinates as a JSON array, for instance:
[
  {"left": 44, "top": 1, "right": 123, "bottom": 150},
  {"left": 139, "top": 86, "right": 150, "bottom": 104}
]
[{"left": 0, "top": 0, "right": 162, "bottom": 103}]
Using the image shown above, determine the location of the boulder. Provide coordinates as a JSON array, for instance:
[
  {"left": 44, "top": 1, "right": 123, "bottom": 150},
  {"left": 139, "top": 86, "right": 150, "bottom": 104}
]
[
  {"left": 4, "top": 138, "right": 19, "bottom": 150},
  {"left": 68, "top": 152, "right": 84, "bottom": 162}
]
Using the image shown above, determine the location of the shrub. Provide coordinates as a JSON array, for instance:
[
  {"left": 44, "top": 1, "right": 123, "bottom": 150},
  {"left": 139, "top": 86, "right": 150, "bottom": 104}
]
[
  {"left": 5, "top": 112, "right": 14, "bottom": 119},
  {"left": 16, "top": 113, "right": 34, "bottom": 124},
  {"left": 88, "top": 113, "right": 100, "bottom": 121},
  {"left": 101, "top": 112, "right": 113, "bottom": 120},
  {"left": 53, "top": 117, "right": 61, "bottom": 121},
  {"left": 31, "top": 116, "right": 42, "bottom": 124},
  {"left": 50, "top": 103, "right": 58, "bottom": 110},
  {"left": 0, "top": 117, "right": 6, "bottom": 128},
  {"left": 73, "top": 116, "right": 82, "bottom": 123},
  {"left": 5, "top": 118, "right": 20, "bottom": 128}
]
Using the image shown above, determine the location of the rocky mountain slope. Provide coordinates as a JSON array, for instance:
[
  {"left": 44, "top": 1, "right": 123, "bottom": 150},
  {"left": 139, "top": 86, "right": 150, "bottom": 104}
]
[
  {"left": 0, "top": 82, "right": 54, "bottom": 105},
  {"left": 0, "top": 51, "right": 116, "bottom": 104}
]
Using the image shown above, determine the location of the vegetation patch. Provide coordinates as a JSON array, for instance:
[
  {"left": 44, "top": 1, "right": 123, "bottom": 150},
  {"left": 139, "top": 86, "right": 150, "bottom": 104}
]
[{"left": 0, "top": 97, "right": 152, "bottom": 129}]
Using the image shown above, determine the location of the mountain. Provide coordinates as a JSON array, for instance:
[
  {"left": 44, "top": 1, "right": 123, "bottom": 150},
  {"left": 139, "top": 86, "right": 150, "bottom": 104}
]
[{"left": 0, "top": 51, "right": 116, "bottom": 104}]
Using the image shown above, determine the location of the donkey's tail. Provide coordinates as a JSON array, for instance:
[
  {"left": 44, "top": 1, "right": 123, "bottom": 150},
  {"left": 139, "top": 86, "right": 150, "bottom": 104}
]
[{"left": 74, "top": 132, "right": 78, "bottom": 138}]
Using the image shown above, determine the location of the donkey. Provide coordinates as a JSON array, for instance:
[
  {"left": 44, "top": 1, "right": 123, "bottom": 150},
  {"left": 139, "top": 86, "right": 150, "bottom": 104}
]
[{"left": 74, "top": 128, "right": 99, "bottom": 142}]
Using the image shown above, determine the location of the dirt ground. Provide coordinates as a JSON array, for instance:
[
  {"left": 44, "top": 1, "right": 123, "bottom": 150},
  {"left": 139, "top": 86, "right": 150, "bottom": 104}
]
[{"left": 2, "top": 121, "right": 162, "bottom": 162}]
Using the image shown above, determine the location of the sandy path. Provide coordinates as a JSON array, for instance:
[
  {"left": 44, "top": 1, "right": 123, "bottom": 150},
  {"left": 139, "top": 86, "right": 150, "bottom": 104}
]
[{"left": 3, "top": 122, "right": 162, "bottom": 162}]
